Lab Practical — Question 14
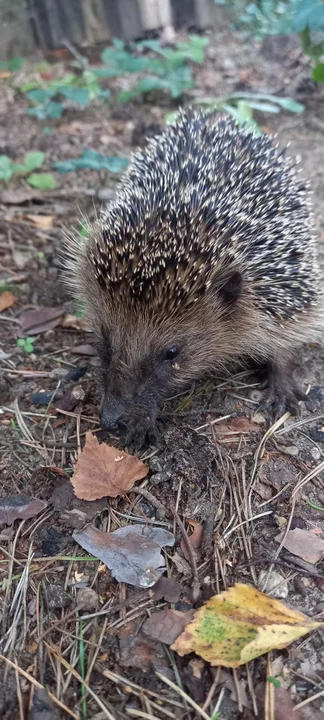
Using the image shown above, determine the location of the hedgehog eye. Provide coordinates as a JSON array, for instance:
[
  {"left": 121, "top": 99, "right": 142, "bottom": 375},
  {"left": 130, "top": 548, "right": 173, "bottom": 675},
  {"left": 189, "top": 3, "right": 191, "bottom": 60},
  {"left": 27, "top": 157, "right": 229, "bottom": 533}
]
[{"left": 164, "top": 346, "right": 179, "bottom": 361}]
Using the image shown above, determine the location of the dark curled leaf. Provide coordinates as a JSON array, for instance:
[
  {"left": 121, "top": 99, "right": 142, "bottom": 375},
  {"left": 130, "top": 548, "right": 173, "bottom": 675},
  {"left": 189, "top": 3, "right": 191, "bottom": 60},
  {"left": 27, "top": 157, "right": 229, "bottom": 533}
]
[{"left": 0, "top": 495, "right": 47, "bottom": 526}]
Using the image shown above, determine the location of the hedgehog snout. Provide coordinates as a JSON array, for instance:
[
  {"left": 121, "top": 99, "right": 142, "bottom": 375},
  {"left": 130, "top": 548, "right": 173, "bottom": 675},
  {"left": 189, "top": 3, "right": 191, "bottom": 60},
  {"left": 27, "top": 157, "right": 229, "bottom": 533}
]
[
  {"left": 100, "top": 395, "right": 127, "bottom": 434},
  {"left": 100, "top": 392, "right": 158, "bottom": 448}
]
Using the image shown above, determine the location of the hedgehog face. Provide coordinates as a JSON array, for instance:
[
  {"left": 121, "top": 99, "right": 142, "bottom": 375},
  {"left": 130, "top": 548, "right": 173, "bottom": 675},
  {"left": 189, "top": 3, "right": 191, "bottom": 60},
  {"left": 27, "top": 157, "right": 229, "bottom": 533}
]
[
  {"left": 97, "top": 324, "right": 189, "bottom": 446},
  {"left": 95, "top": 288, "right": 243, "bottom": 447}
]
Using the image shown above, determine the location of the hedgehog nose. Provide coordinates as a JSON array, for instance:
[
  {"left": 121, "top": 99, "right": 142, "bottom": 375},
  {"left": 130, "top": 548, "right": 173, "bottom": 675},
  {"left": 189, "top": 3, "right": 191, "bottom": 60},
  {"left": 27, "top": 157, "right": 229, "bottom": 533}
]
[{"left": 100, "top": 397, "right": 126, "bottom": 434}]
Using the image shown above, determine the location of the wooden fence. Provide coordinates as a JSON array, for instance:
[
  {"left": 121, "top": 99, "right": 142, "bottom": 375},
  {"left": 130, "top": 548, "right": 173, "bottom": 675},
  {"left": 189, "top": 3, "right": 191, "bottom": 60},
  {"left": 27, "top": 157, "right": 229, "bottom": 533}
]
[{"left": 26, "top": 0, "right": 214, "bottom": 50}]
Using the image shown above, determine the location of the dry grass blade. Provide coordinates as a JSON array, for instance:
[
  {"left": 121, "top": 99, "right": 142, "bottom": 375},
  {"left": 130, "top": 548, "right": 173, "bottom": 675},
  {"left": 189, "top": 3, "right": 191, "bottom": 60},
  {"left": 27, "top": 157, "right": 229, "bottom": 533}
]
[
  {"left": 44, "top": 641, "right": 115, "bottom": 719},
  {"left": 126, "top": 711, "right": 161, "bottom": 719},
  {"left": 291, "top": 459, "right": 324, "bottom": 497},
  {"left": 293, "top": 687, "right": 324, "bottom": 710},
  {"left": 101, "top": 669, "right": 183, "bottom": 708},
  {"left": 155, "top": 672, "right": 212, "bottom": 720},
  {"left": 0, "top": 654, "right": 79, "bottom": 719}
]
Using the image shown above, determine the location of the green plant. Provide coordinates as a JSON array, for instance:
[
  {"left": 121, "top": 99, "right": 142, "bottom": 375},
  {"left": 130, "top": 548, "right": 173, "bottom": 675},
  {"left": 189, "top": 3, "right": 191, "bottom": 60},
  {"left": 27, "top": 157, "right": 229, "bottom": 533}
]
[
  {"left": 53, "top": 149, "right": 129, "bottom": 174},
  {"left": 215, "top": 1, "right": 288, "bottom": 39},
  {"left": 267, "top": 676, "right": 281, "bottom": 687},
  {"left": 165, "top": 91, "right": 304, "bottom": 131},
  {"left": 278, "top": 0, "right": 324, "bottom": 80},
  {"left": 22, "top": 66, "right": 110, "bottom": 120},
  {"left": 218, "top": 1, "right": 324, "bottom": 79},
  {"left": 0, "top": 151, "right": 56, "bottom": 189},
  {"left": 114, "top": 35, "right": 208, "bottom": 101},
  {"left": 17, "top": 337, "right": 36, "bottom": 354},
  {"left": 0, "top": 56, "right": 25, "bottom": 72}
]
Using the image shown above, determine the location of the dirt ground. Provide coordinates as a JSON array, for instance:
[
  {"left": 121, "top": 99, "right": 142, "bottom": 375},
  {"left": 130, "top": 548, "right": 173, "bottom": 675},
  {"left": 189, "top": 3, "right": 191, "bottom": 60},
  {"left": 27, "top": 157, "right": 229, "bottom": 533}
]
[{"left": 1, "top": 25, "right": 324, "bottom": 720}]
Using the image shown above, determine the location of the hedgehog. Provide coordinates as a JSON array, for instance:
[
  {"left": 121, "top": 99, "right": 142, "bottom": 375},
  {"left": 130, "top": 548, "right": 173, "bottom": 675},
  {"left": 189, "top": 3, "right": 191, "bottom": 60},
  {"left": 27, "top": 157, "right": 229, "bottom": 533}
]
[{"left": 66, "top": 108, "right": 323, "bottom": 447}]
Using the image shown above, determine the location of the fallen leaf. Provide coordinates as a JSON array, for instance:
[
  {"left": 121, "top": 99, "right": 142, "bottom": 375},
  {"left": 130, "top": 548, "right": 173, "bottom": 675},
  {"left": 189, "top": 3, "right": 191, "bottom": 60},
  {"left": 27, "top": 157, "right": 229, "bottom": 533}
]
[
  {"left": 0, "top": 290, "right": 16, "bottom": 312},
  {"left": 23, "top": 214, "right": 55, "bottom": 228},
  {"left": 143, "top": 608, "right": 195, "bottom": 645},
  {"left": 0, "top": 495, "right": 47, "bottom": 526},
  {"left": 152, "top": 576, "right": 182, "bottom": 602},
  {"left": 71, "top": 343, "right": 96, "bottom": 355},
  {"left": 275, "top": 528, "right": 324, "bottom": 564},
  {"left": 171, "top": 583, "right": 324, "bottom": 667},
  {"left": 215, "top": 416, "right": 260, "bottom": 438},
  {"left": 181, "top": 519, "right": 203, "bottom": 562},
  {"left": 255, "top": 683, "right": 302, "bottom": 720},
  {"left": 73, "top": 523, "right": 175, "bottom": 588},
  {"left": 118, "top": 620, "right": 171, "bottom": 675},
  {"left": 61, "top": 314, "right": 91, "bottom": 332},
  {"left": 12, "top": 249, "right": 30, "bottom": 269},
  {"left": 19, "top": 306, "right": 64, "bottom": 334},
  {"left": 71, "top": 431, "right": 148, "bottom": 500}
]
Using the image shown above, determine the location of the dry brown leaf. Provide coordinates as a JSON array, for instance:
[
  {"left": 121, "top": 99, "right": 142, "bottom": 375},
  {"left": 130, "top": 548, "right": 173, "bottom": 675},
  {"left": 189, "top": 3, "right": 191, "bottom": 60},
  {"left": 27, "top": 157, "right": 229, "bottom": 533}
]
[
  {"left": 0, "top": 290, "right": 16, "bottom": 312},
  {"left": 23, "top": 214, "right": 55, "bottom": 229},
  {"left": 71, "top": 431, "right": 148, "bottom": 500},
  {"left": 152, "top": 576, "right": 182, "bottom": 603},
  {"left": 61, "top": 314, "right": 91, "bottom": 332},
  {"left": 0, "top": 495, "right": 47, "bottom": 526},
  {"left": 275, "top": 528, "right": 324, "bottom": 564},
  {"left": 19, "top": 306, "right": 64, "bottom": 334},
  {"left": 215, "top": 416, "right": 260, "bottom": 437},
  {"left": 143, "top": 608, "right": 195, "bottom": 645}
]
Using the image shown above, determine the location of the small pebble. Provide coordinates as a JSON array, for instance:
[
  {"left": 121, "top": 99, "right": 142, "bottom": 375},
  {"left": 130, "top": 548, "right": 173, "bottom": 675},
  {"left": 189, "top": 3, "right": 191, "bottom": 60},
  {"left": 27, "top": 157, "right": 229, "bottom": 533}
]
[
  {"left": 284, "top": 445, "right": 299, "bottom": 457},
  {"left": 310, "top": 446, "right": 321, "bottom": 460},
  {"left": 78, "top": 587, "right": 99, "bottom": 610},
  {"left": 63, "top": 366, "right": 87, "bottom": 383},
  {"left": 252, "top": 412, "right": 266, "bottom": 424},
  {"left": 31, "top": 390, "right": 60, "bottom": 405},
  {"left": 258, "top": 569, "right": 289, "bottom": 599},
  {"left": 71, "top": 385, "right": 85, "bottom": 401}
]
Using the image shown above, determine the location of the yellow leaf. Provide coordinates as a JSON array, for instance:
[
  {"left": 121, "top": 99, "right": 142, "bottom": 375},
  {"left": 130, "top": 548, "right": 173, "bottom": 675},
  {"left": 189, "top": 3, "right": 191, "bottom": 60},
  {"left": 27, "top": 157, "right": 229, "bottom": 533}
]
[{"left": 171, "top": 583, "right": 323, "bottom": 667}]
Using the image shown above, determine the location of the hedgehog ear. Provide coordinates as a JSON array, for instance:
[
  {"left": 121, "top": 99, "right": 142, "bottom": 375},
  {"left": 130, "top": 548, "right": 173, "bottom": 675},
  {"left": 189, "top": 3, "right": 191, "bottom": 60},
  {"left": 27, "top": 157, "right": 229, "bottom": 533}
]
[{"left": 218, "top": 270, "right": 243, "bottom": 304}]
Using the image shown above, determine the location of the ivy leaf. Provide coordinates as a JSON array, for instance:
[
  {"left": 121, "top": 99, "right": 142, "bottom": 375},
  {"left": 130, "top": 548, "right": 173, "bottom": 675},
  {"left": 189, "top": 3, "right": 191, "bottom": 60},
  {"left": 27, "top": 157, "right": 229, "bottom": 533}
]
[
  {"left": 46, "top": 101, "right": 64, "bottom": 119},
  {"left": 26, "top": 88, "right": 55, "bottom": 104},
  {"left": 59, "top": 86, "right": 90, "bottom": 106},
  {"left": 23, "top": 152, "right": 45, "bottom": 173},
  {"left": 26, "top": 173, "right": 56, "bottom": 190},
  {"left": 0, "top": 156, "right": 13, "bottom": 181},
  {"left": 54, "top": 150, "right": 128, "bottom": 173}
]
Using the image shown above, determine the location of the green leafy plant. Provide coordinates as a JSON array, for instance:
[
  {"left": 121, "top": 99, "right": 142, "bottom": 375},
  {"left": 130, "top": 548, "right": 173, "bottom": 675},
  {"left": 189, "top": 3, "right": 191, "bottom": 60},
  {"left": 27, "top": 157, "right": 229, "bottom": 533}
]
[
  {"left": 113, "top": 35, "right": 209, "bottom": 101},
  {"left": 17, "top": 337, "right": 36, "bottom": 354},
  {"left": 0, "top": 151, "right": 56, "bottom": 189},
  {"left": 165, "top": 91, "right": 304, "bottom": 131},
  {"left": 218, "top": 1, "right": 324, "bottom": 80},
  {"left": 53, "top": 149, "right": 129, "bottom": 174},
  {"left": 0, "top": 56, "right": 25, "bottom": 72},
  {"left": 23, "top": 66, "right": 110, "bottom": 120},
  {"left": 278, "top": 0, "right": 324, "bottom": 80},
  {"left": 267, "top": 676, "right": 281, "bottom": 687}
]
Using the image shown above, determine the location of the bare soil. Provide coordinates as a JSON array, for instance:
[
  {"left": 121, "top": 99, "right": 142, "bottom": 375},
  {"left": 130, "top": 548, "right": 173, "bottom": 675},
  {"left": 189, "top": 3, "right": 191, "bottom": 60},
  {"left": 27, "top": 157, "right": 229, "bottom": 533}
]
[{"left": 0, "top": 26, "right": 324, "bottom": 720}]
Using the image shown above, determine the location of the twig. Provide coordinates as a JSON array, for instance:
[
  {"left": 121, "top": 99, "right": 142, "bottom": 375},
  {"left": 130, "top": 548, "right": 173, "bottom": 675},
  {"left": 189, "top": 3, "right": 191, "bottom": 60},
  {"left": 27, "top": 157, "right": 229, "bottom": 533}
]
[
  {"left": 130, "top": 486, "right": 166, "bottom": 518},
  {"left": 293, "top": 687, "right": 324, "bottom": 711},
  {"left": 170, "top": 502, "right": 200, "bottom": 602}
]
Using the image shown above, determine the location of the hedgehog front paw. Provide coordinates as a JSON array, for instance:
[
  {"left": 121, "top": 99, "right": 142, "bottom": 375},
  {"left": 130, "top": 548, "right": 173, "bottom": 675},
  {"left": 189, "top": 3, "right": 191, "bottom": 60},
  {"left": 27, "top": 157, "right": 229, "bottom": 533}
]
[{"left": 257, "top": 361, "right": 307, "bottom": 418}]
